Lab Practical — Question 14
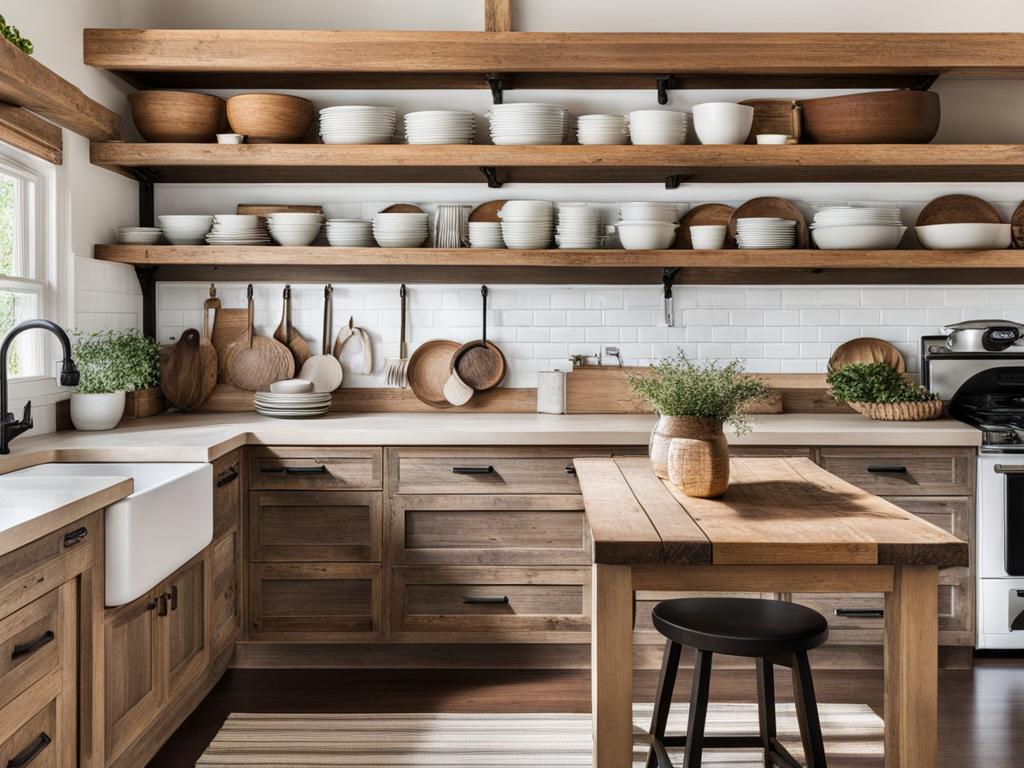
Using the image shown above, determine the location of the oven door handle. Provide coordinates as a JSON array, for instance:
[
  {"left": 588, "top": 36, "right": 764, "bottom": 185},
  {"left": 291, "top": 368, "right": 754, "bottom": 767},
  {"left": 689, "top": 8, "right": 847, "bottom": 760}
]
[{"left": 994, "top": 465, "right": 1024, "bottom": 474}]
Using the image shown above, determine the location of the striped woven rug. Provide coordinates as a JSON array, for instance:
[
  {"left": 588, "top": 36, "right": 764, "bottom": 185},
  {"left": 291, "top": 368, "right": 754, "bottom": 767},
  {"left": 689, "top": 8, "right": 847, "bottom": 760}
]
[{"left": 197, "top": 703, "right": 884, "bottom": 767}]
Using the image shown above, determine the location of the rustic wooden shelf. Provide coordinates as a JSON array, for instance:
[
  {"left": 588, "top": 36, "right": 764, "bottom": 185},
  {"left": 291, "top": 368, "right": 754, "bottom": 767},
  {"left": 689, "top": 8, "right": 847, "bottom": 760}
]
[
  {"left": 90, "top": 142, "right": 1024, "bottom": 184},
  {"left": 83, "top": 30, "right": 1024, "bottom": 91}
]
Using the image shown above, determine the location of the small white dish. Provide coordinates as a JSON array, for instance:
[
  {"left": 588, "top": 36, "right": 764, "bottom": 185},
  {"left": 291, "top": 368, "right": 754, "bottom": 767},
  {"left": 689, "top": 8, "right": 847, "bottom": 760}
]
[
  {"left": 269, "top": 379, "right": 315, "bottom": 394},
  {"left": 216, "top": 133, "right": 245, "bottom": 144},
  {"left": 756, "top": 134, "right": 791, "bottom": 145}
]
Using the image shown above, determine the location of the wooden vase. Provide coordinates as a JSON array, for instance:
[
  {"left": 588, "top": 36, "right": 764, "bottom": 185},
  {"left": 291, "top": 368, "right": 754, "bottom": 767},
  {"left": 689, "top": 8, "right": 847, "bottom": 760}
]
[
  {"left": 666, "top": 417, "right": 730, "bottom": 498},
  {"left": 650, "top": 414, "right": 697, "bottom": 479}
]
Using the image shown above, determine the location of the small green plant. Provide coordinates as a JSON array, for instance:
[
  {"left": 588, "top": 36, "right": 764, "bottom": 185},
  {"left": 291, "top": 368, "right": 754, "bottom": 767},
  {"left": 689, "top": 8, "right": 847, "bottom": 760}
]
[
  {"left": 827, "top": 362, "right": 937, "bottom": 404},
  {"left": 629, "top": 352, "right": 770, "bottom": 434},
  {"left": 71, "top": 329, "right": 160, "bottom": 394},
  {"left": 0, "top": 16, "right": 32, "bottom": 55}
]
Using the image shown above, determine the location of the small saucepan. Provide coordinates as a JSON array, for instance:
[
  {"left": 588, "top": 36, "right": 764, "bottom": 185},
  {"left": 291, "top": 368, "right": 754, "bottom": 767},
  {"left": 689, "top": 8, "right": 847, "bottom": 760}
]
[{"left": 944, "top": 319, "right": 1024, "bottom": 353}]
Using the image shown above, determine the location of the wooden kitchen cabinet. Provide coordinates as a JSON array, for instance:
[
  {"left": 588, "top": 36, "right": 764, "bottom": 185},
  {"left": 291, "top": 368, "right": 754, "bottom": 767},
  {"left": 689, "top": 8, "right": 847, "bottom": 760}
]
[
  {"left": 210, "top": 529, "right": 241, "bottom": 658},
  {"left": 249, "top": 447, "right": 382, "bottom": 491},
  {"left": 163, "top": 558, "right": 208, "bottom": 701},
  {"left": 212, "top": 450, "right": 243, "bottom": 540}
]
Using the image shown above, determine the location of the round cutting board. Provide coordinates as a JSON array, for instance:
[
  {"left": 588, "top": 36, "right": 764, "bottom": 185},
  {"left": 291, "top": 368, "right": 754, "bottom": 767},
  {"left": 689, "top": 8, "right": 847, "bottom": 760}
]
[
  {"left": 468, "top": 200, "right": 509, "bottom": 223},
  {"left": 407, "top": 339, "right": 460, "bottom": 409},
  {"left": 916, "top": 194, "right": 1002, "bottom": 227},
  {"left": 674, "top": 203, "right": 736, "bottom": 249},
  {"left": 1011, "top": 200, "right": 1024, "bottom": 249}
]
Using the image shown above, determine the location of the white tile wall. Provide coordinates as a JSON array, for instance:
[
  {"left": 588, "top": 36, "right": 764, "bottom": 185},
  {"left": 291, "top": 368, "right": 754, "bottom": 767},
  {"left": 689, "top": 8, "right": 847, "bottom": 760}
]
[{"left": 74, "top": 256, "right": 143, "bottom": 332}]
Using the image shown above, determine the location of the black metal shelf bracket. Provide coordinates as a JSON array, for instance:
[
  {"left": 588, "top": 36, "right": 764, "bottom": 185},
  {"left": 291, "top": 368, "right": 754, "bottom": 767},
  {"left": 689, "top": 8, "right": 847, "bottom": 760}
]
[
  {"left": 665, "top": 174, "right": 689, "bottom": 190},
  {"left": 486, "top": 73, "right": 505, "bottom": 104},
  {"left": 911, "top": 74, "right": 940, "bottom": 91},
  {"left": 134, "top": 265, "right": 159, "bottom": 338},
  {"left": 662, "top": 267, "right": 682, "bottom": 328},
  {"left": 656, "top": 75, "right": 678, "bottom": 105},
  {"left": 138, "top": 180, "right": 154, "bottom": 227},
  {"left": 478, "top": 166, "right": 503, "bottom": 188}
]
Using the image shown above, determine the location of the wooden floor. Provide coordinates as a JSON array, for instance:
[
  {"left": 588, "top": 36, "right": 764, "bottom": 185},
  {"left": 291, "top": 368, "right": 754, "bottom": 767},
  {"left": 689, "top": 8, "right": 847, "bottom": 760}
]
[{"left": 149, "top": 657, "right": 1024, "bottom": 767}]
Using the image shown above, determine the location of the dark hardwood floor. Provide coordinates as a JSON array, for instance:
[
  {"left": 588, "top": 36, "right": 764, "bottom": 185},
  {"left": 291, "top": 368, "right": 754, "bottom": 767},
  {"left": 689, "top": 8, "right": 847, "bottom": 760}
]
[{"left": 149, "top": 657, "right": 1024, "bottom": 767}]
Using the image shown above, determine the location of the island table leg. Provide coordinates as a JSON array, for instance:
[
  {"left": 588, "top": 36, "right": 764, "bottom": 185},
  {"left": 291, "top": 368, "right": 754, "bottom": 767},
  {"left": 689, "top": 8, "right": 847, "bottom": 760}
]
[
  {"left": 593, "top": 563, "right": 634, "bottom": 768},
  {"left": 884, "top": 565, "right": 938, "bottom": 768}
]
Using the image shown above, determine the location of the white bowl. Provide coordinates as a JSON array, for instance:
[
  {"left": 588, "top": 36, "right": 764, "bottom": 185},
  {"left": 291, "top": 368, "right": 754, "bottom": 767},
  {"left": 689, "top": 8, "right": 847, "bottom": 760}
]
[
  {"left": 157, "top": 215, "right": 213, "bottom": 244},
  {"left": 616, "top": 222, "right": 678, "bottom": 250},
  {"left": 915, "top": 223, "right": 1012, "bottom": 250},
  {"left": 811, "top": 225, "right": 907, "bottom": 250},
  {"left": 692, "top": 102, "right": 754, "bottom": 145},
  {"left": 270, "top": 379, "right": 315, "bottom": 394}
]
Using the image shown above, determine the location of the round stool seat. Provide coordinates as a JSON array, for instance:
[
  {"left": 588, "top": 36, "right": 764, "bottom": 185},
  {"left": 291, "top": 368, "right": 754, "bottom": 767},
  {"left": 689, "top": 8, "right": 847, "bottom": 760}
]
[{"left": 652, "top": 597, "right": 829, "bottom": 658}]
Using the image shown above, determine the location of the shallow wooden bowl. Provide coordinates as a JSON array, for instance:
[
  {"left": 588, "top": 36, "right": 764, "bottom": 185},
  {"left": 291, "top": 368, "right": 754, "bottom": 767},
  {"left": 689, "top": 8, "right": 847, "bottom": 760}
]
[
  {"left": 226, "top": 94, "right": 315, "bottom": 143},
  {"left": 407, "top": 339, "right": 460, "bottom": 409},
  {"left": 128, "top": 90, "right": 227, "bottom": 143},
  {"left": 798, "top": 90, "right": 940, "bottom": 144}
]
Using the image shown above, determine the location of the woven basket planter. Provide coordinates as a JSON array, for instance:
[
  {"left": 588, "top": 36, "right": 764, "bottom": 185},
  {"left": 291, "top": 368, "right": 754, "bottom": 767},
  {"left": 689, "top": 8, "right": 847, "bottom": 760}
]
[{"left": 848, "top": 399, "right": 944, "bottom": 421}]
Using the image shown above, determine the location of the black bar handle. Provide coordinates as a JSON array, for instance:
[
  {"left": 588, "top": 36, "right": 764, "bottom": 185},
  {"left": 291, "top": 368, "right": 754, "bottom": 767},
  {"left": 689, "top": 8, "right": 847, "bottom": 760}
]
[
  {"left": 463, "top": 595, "right": 509, "bottom": 604},
  {"left": 564, "top": 463, "right": 577, "bottom": 475},
  {"left": 835, "top": 608, "right": 884, "bottom": 619},
  {"left": 216, "top": 466, "right": 239, "bottom": 486},
  {"left": 452, "top": 466, "right": 495, "bottom": 475},
  {"left": 158, "top": 593, "right": 168, "bottom": 617},
  {"left": 146, "top": 600, "right": 157, "bottom": 611},
  {"left": 7, "top": 732, "right": 51, "bottom": 768},
  {"left": 1016, "top": 590, "right": 1024, "bottom": 598},
  {"left": 62, "top": 527, "right": 88, "bottom": 548},
  {"left": 11, "top": 630, "right": 54, "bottom": 660},
  {"left": 263, "top": 465, "right": 328, "bottom": 475},
  {"left": 866, "top": 465, "right": 907, "bottom": 475},
  {"left": 168, "top": 585, "right": 178, "bottom": 611}
]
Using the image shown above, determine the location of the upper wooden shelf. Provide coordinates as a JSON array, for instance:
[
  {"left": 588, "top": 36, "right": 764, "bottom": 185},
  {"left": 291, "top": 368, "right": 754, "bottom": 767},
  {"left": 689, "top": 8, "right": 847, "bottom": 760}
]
[
  {"left": 83, "top": 30, "right": 1024, "bottom": 91},
  {"left": 89, "top": 143, "right": 1024, "bottom": 184}
]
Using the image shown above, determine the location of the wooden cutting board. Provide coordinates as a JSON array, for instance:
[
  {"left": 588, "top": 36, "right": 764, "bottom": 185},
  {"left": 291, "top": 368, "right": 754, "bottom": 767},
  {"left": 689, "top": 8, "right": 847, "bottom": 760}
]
[
  {"left": 210, "top": 307, "right": 249, "bottom": 382},
  {"left": 916, "top": 194, "right": 1002, "bottom": 226},
  {"left": 674, "top": 203, "right": 736, "bottom": 249}
]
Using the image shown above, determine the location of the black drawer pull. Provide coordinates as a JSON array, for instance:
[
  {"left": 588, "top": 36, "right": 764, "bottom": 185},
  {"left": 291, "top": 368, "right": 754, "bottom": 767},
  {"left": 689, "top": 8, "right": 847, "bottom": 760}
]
[
  {"left": 835, "top": 608, "right": 884, "bottom": 619},
  {"left": 866, "top": 465, "right": 907, "bottom": 475},
  {"left": 62, "top": 527, "right": 88, "bottom": 548},
  {"left": 264, "top": 465, "right": 328, "bottom": 475},
  {"left": 168, "top": 585, "right": 178, "bottom": 611},
  {"left": 11, "top": 630, "right": 54, "bottom": 660},
  {"left": 158, "top": 593, "right": 168, "bottom": 617},
  {"left": 564, "top": 463, "right": 577, "bottom": 475},
  {"left": 7, "top": 732, "right": 51, "bottom": 768},
  {"left": 216, "top": 466, "right": 239, "bottom": 486},
  {"left": 452, "top": 466, "right": 495, "bottom": 475},
  {"left": 463, "top": 595, "right": 509, "bottom": 604},
  {"left": 1016, "top": 590, "right": 1024, "bottom": 598}
]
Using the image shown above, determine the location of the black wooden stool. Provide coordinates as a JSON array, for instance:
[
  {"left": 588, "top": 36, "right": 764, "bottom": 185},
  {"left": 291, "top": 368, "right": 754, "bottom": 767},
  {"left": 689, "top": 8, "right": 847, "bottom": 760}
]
[{"left": 646, "top": 597, "right": 830, "bottom": 768}]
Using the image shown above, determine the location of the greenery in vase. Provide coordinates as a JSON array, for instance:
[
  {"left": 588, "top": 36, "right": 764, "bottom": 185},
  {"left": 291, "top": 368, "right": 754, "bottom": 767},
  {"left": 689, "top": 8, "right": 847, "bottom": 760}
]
[
  {"left": 826, "top": 362, "right": 938, "bottom": 404},
  {"left": 0, "top": 16, "right": 32, "bottom": 54},
  {"left": 71, "top": 330, "right": 160, "bottom": 394},
  {"left": 629, "top": 353, "right": 770, "bottom": 434}
]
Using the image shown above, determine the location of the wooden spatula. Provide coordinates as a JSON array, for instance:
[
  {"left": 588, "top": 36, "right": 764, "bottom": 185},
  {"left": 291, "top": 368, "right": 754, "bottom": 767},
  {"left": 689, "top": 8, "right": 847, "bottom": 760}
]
[
  {"left": 298, "top": 284, "right": 344, "bottom": 393},
  {"left": 273, "top": 285, "right": 311, "bottom": 369}
]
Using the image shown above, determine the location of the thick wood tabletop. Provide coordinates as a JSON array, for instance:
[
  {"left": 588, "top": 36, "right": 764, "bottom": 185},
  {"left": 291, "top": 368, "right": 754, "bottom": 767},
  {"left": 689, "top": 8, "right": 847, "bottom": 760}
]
[{"left": 575, "top": 456, "right": 969, "bottom": 567}]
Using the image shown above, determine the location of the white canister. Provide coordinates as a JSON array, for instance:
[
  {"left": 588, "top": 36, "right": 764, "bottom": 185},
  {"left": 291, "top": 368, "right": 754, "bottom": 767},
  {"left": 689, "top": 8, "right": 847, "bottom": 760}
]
[{"left": 537, "top": 370, "right": 567, "bottom": 414}]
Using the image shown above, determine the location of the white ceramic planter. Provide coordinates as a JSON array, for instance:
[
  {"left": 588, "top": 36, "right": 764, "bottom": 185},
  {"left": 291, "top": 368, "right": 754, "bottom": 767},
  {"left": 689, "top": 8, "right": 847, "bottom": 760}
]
[{"left": 70, "top": 391, "right": 126, "bottom": 431}]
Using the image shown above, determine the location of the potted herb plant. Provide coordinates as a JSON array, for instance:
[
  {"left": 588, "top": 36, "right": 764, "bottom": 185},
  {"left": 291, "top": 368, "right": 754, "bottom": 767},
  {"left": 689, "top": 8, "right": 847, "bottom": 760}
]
[
  {"left": 827, "top": 361, "right": 942, "bottom": 421},
  {"left": 630, "top": 354, "right": 769, "bottom": 498},
  {"left": 69, "top": 330, "right": 160, "bottom": 431}
]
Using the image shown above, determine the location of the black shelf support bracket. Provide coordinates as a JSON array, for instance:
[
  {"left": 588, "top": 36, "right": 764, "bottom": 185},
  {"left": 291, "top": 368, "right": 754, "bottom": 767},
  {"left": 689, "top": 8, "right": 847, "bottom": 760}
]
[
  {"left": 486, "top": 73, "right": 505, "bottom": 104},
  {"left": 138, "top": 180, "right": 154, "bottom": 227},
  {"left": 662, "top": 267, "right": 682, "bottom": 328},
  {"left": 478, "top": 166, "right": 503, "bottom": 188},
  {"left": 665, "top": 173, "right": 689, "bottom": 190},
  {"left": 911, "top": 74, "right": 940, "bottom": 91},
  {"left": 134, "top": 266, "right": 159, "bottom": 338},
  {"left": 656, "top": 75, "right": 678, "bottom": 105}
]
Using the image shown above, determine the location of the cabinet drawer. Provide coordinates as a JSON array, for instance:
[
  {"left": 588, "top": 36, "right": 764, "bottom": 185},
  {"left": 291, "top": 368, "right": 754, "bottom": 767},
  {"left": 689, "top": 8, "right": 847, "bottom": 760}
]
[
  {"left": 0, "top": 697, "right": 56, "bottom": 768},
  {"left": 249, "top": 447, "right": 382, "bottom": 491},
  {"left": 250, "top": 491, "right": 383, "bottom": 563},
  {"left": 212, "top": 449, "right": 243, "bottom": 540},
  {"left": 633, "top": 591, "right": 767, "bottom": 645},
  {"left": 0, "top": 591, "right": 60, "bottom": 712},
  {"left": 817, "top": 447, "right": 973, "bottom": 496},
  {"left": 392, "top": 495, "right": 589, "bottom": 566},
  {"left": 392, "top": 567, "right": 590, "bottom": 640},
  {"left": 880, "top": 496, "right": 972, "bottom": 540},
  {"left": 248, "top": 563, "right": 381, "bottom": 640}
]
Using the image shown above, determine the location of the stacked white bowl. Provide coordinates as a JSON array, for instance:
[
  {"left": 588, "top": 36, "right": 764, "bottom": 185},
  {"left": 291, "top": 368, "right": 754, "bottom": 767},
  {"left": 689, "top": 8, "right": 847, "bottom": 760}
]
[
  {"left": 498, "top": 200, "right": 555, "bottom": 249},
  {"left": 326, "top": 219, "right": 374, "bottom": 248},
  {"left": 468, "top": 222, "right": 505, "bottom": 249},
  {"left": 319, "top": 106, "right": 396, "bottom": 144},
  {"left": 255, "top": 392, "right": 331, "bottom": 419},
  {"left": 157, "top": 215, "right": 213, "bottom": 245},
  {"left": 487, "top": 103, "right": 571, "bottom": 145},
  {"left": 576, "top": 114, "right": 629, "bottom": 145},
  {"left": 555, "top": 203, "right": 603, "bottom": 249},
  {"left": 266, "top": 212, "right": 323, "bottom": 247},
  {"left": 615, "top": 202, "right": 680, "bottom": 250},
  {"left": 205, "top": 214, "right": 270, "bottom": 245},
  {"left": 916, "top": 222, "right": 1012, "bottom": 250},
  {"left": 373, "top": 212, "right": 429, "bottom": 247},
  {"left": 117, "top": 226, "right": 162, "bottom": 245},
  {"left": 404, "top": 110, "right": 475, "bottom": 144},
  {"left": 628, "top": 110, "right": 688, "bottom": 145},
  {"left": 811, "top": 205, "right": 907, "bottom": 250},
  {"left": 692, "top": 102, "right": 755, "bottom": 145},
  {"left": 736, "top": 218, "right": 797, "bottom": 249}
]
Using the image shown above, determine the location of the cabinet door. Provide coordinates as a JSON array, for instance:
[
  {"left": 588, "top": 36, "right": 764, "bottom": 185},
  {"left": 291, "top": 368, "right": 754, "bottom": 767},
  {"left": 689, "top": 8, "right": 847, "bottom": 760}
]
[
  {"left": 212, "top": 450, "right": 243, "bottom": 540},
  {"left": 104, "top": 590, "right": 161, "bottom": 762},
  {"left": 163, "top": 557, "right": 208, "bottom": 700},
  {"left": 211, "top": 530, "right": 241, "bottom": 657}
]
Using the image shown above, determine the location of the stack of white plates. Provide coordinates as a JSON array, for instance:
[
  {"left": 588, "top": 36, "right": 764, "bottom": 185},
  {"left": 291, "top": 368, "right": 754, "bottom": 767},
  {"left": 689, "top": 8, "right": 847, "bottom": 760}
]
[
  {"left": 255, "top": 391, "right": 331, "bottom": 419},
  {"left": 811, "top": 205, "right": 906, "bottom": 250},
  {"left": 618, "top": 202, "right": 680, "bottom": 224},
  {"left": 157, "top": 215, "right": 213, "bottom": 245},
  {"left": 319, "top": 106, "right": 396, "bottom": 144},
  {"left": 498, "top": 200, "right": 554, "bottom": 249},
  {"left": 404, "top": 110, "right": 475, "bottom": 144},
  {"left": 266, "top": 212, "right": 323, "bottom": 247},
  {"left": 628, "top": 110, "right": 688, "bottom": 145},
  {"left": 577, "top": 114, "right": 629, "bottom": 145},
  {"left": 326, "top": 219, "right": 374, "bottom": 247},
  {"left": 373, "top": 212, "right": 429, "bottom": 247},
  {"left": 205, "top": 214, "right": 270, "bottom": 245},
  {"left": 117, "top": 226, "right": 162, "bottom": 245},
  {"left": 468, "top": 222, "right": 504, "bottom": 249},
  {"left": 556, "top": 203, "right": 603, "bottom": 249},
  {"left": 736, "top": 218, "right": 797, "bottom": 249},
  {"left": 487, "top": 103, "right": 571, "bottom": 145}
]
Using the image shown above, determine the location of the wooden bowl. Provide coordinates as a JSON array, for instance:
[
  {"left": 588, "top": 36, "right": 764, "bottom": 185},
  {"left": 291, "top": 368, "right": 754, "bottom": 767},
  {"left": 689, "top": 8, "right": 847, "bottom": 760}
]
[
  {"left": 797, "top": 90, "right": 940, "bottom": 144},
  {"left": 128, "top": 90, "right": 227, "bottom": 143},
  {"left": 226, "top": 94, "right": 314, "bottom": 143}
]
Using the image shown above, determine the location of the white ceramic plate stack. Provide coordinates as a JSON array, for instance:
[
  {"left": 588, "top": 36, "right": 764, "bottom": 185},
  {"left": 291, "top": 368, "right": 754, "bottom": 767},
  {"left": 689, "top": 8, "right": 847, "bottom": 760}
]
[
  {"left": 373, "top": 212, "right": 429, "bottom": 247},
  {"left": 576, "top": 114, "right": 629, "bottom": 145},
  {"left": 811, "top": 205, "right": 907, "bottom": 250},
  {"left": 205, "top": 214, "right": 270, "bottom": 245},
  {"left": 487, "top": 103, "right": 571, "bottom": 145},
  {"left": 266, "top": 212, "right": 323, "bottom": 247},
  {"left": 618, "top": 202, "right": 679, "bottom": 224},
  {"left": 498, "top": 200, "right": 554, "bottom": 249},
  {"left": 615, "top": 202, "right": 681, "bottom": 249},
  {"left": 555, "top": 203, "right": 603, "bottom": 249},
  {"left": 404, "top": 110, "right": 475, "bottom": 144},
  {"left": 117, "top": 226, "right": 162, "bottom": 245},
  {"left": 319, "top": 106, "right": 396, "bottom": 144},
  {"left": 736, "top": 218, "right": 797, "bottom": 249},
  {"left": 157, "top": 215, "right": 213, "bottom": 245},
  {"left": 326, "top": 219, "right": 374, "bottom": 247},
  {"left": 254, "top": 391, "right": 331, "bottom": 419},
  {"left": 468, "top": 222, "right": 505, "bottom": 249},
  {"left": 628, "top": 110, "right": 688, "bottom": 145}
]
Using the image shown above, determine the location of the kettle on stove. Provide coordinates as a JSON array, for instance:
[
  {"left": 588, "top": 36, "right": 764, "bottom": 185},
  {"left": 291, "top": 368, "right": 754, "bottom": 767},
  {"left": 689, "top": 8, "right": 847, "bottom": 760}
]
[{"left": 943, "top": 319, "right": 1024, "bottom": 353}]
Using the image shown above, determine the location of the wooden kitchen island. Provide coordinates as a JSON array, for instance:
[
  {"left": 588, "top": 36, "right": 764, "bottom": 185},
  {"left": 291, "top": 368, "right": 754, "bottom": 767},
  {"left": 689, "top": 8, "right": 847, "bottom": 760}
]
[{"left": 576, "top": 456, "right": 969, "bottom": 768}]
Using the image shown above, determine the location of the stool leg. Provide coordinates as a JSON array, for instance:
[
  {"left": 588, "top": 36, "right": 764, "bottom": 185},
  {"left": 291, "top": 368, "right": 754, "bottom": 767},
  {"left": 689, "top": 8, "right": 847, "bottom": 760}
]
[
  {"left": 681, "top": 649, "right": 713, "bottom": 768},
  {"left": 755, "top": 658, "right": 776, "bottom": 768},
  {"left": 790, "top": 651, "right": 828, "bottom": 768},
  {"left": 647, "top": 640, "right": 682, "bottom": 768}
]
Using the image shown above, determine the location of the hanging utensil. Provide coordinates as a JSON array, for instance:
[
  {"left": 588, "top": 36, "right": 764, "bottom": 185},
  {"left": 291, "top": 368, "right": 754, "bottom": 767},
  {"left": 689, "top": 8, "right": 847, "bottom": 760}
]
[
  {"left": 208, "top": 283, "right": 248, "bottom": 382},
  {"left": 273, "top": 285, "right": 311, "bottom": 369},
  {"left": 449, "top": 285, "right": 506, "bottom": 391},
  {"left": 223, "top": 284, "right": 295, "bottom": 391},
  {"left": 383, "top": 284, "right": 409, "bottom": 388},
  {"left": 298, "top": 284, "right": 344, "bottom": 392},
  {"left": 333, "top": 315, "right": 373, "bottom": 375},
  {"left": 160, "top": 329, "right": 204, "bottom": 410},
  {"left": 196, "top": 295, "right": 218, "bottom": 406}
]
